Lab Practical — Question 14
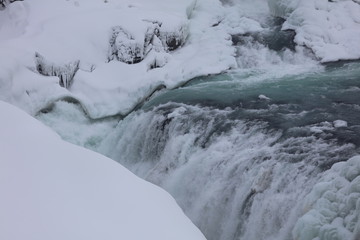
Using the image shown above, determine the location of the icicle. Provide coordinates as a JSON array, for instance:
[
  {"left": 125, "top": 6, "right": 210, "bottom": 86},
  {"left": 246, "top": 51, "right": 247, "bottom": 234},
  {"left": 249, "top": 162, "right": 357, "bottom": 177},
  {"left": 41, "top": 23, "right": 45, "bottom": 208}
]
[{"left": 35, "top": 52, "right": 79, "bottom": 89}]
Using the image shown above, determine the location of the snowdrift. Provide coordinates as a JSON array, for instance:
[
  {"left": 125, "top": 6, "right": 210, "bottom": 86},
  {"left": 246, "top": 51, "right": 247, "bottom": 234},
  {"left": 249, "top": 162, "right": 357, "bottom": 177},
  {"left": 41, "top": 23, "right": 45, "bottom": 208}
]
[
  {"left": 269, "top": 0, "right": 360, "bottom": 62},
  {"left": 0, "top": 101, "right": 206, "bottom": 240},
  {"left": 0, "top": 0, "right": 236, "bottom": 118}
]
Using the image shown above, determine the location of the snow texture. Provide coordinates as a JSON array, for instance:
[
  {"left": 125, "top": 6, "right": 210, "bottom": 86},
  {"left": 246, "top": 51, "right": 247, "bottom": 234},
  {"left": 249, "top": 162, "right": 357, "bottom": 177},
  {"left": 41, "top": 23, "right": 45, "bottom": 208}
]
[
  {"left": 269, "top": 0, "right": 360, "bottom": 62},
  {"left": 293, "top": 156, "right": 360, "bottom": 240},
  {"left": 35, "top": 52, "right": 79, "bottom": 89},
  {"left": 0, "top": 101, "right": 206, "bottom": 240},
  {"left": 0, "top": 0, "right": 236, "bottom": 119},
  {"left": 0, "top": 0, "right": 19, "bottom": 10}
]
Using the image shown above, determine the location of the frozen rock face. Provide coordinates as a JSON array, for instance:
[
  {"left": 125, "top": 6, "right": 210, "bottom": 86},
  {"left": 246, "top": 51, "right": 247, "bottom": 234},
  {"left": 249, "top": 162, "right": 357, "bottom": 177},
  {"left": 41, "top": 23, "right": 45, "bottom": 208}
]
[
  {"left": 0, "top": 0, "right": 19, "bottom": 10},
  {"left": 268, "top": 0, "right": 360, "bottom": 62},
  {"left": 35, "top": 52, "right": 79, "bottom": 89},
  {"left": 159, "top": 24, "right": 188, "bottom": 51},
  {"left": 108, "top": 22, "right": 188, "bottom": 64},
  {"left": 108, "top": 26, "right": 145, "bottom": 64},
  {"left": 293, "top": 156, "right": 360, "bottom": 240}
]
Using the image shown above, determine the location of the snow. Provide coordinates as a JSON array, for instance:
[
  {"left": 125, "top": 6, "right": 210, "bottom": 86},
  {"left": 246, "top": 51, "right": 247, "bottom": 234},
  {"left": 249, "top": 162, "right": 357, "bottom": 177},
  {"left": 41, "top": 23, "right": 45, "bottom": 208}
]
[
  {"left": 258, "top": 94, "right": 271, "bottom": 100},
  {"left": 333, "top": 119, "right": 348, "bottom": 128},
  {"left": 270, "top": 0, "right": 360, "bottom": 62},
  {"left": 0, "top": 101, "right": 206, "bottom": 240},
  {"left": 1, "top": 0, "right": 360, "bottom": 118},
  {"left": 0, "top": 0, "right": 236, "bottom": 118},
  {"left": 293, "top": 155, "right": 360, "bottom": 240}
]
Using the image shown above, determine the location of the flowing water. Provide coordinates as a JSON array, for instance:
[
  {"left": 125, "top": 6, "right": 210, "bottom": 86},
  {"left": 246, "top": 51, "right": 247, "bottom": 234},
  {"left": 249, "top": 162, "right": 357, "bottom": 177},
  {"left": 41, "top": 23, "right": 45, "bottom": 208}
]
[{"left": 36, "top": 9, "right": 360, "bottom": 240}]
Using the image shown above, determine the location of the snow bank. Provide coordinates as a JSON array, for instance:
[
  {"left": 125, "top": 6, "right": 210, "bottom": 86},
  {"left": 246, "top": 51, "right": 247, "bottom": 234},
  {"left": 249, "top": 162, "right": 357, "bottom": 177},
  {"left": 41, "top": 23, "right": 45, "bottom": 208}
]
[
  {"left": 293, "top": 156, "right": 360, "bottom": 240},
  {"left": 269, "top": 0, "right": 360, "bottom": 62},
  {"left": 0, "top": 101, "right": 205, "bottom": 240},
  {"left": 0, "top": 0, "right": 236, "bottom": 118}
]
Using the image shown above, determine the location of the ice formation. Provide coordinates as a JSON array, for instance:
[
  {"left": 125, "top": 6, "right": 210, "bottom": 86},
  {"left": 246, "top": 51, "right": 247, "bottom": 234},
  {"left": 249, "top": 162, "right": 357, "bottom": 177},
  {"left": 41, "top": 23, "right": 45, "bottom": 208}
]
[
  {"left": 35, "top": 52, "right": 79, "bottom": 89},
  {"left": 269, "top": 0, "right": 360, "bottom": 62},
  {"left": 293, "top": 156, "right": 360, "bottom": 240}
]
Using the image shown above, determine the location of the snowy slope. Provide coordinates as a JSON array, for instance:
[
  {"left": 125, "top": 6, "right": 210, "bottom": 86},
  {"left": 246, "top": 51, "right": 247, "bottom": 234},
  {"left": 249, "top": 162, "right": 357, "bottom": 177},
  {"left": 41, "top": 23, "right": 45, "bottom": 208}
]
[
  {"left": 0, "top": 0, "right": 236, "bottom": 118},
  {"left": 0, "top": 100, "right": 206, "bottom": 240}
]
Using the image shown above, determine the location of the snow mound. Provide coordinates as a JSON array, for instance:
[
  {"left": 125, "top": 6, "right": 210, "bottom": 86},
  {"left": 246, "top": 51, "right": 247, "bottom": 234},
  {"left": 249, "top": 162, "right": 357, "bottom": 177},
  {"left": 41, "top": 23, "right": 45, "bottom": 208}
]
[
  {"left": 293, "top": 156, "right": 360, "bottom": 240},
  {"left": 0, "top": 101, "right": 205, "bottom": 240},
  {"left": 269, "top": 0, "right": 360, "bottom": 62},
  {"left": 0, "top": 0, "right": 236, "bottom": 118}
]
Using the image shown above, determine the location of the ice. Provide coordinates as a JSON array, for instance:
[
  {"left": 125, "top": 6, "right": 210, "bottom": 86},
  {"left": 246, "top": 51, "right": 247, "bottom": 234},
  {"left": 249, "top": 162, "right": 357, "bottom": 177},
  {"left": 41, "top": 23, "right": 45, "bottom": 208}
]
[
  {"left": 270, "top": 0, "right": 360, "bottom": 62},
  {"left": 0, "top": 0, "right": 236, "bottom": 118},
  {"left": 0, "top": 101, "right": 205, "bottom": 240},
  {"left": 333, "top": 120, "right": 348, "bottom": 128},
  {"left": 108, "top": 26, "right": 146, "bottom": 64},
  {"left": 293, "top": 156, "right": 360, "bottom": 240},
  {"left": 258, "top": 94, "right": 271, "bottom": 100},
  {"left": 35, "top": 52, "right": 80, "bottom": 88}
]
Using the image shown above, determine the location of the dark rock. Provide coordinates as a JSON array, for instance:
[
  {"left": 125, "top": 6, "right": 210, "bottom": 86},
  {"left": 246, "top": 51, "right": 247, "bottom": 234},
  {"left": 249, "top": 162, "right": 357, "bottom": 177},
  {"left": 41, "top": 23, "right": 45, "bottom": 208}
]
[
  {"left": 159, "top": 25, "right": 188, "bottom": 51},
  {"left": 0, "top": 0, "right": 22, "bottom": 10},
  {"left": 232, "top": 29, "right": 296, "bottom": 52}
]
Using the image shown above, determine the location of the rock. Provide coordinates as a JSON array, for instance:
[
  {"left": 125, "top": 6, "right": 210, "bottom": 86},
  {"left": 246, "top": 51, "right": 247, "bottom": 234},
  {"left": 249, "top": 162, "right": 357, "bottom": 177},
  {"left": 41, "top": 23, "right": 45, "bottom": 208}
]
[
  {"left": 159, "top": 24, "right": 188, "bottom": 51},
  {"left": 108, "top": 26, "right": 145, "bottom": 64},
  {"left": 108, "top": 22, "right": 188, "bottom": 65},
  {"left": 146, "top": 35, "right": 170, "bottom": 70},
  {"left": 0, "top": 0, "right": 21, "bottom": 10},
  {"left": 35, "top": 52, "right": 79, "bottom": 89}
]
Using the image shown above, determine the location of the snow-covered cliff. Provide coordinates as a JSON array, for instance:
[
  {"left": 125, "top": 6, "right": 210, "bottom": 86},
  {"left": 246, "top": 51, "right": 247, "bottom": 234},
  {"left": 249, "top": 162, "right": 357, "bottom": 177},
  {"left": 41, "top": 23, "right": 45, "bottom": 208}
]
[{"left": 0, "top": 101, "right": 206, "bottom": 240}]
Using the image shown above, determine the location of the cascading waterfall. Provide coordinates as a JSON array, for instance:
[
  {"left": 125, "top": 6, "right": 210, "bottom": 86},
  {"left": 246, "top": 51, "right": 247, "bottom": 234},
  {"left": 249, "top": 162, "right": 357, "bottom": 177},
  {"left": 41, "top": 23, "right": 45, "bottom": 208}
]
[
  {"left": 96, "top": 101, "right": 358, "bottom": 240},
  {"left": 38, "top": 58, "right": 360, "bottom": 239},
  {"left": 36, "top": 0, "right": 360, "bottom": 239}
]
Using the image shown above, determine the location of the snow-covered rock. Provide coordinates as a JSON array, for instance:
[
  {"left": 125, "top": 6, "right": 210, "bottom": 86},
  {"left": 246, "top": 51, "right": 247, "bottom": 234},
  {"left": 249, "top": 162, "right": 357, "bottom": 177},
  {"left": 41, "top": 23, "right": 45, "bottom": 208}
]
[
  {"left": 268, "top": 0, "right": 360, "bottom": 62},
  {"left": 108, "top": 26, "right": 146, "bottom": 64},
  {"left": 0, "top": 0, "right": 19, "bottom": 10},
  {"left": 0, "top": 100, "right": 206, "bottom": 240},
  {"left": 293, "top": 156, "right": 360, "bottom": 240},
  {"left": 35, "top": 52, "right": 79, "bottom": 89},
  {"left": 0, "top": 0, "right": 236, "bottom": 118}
]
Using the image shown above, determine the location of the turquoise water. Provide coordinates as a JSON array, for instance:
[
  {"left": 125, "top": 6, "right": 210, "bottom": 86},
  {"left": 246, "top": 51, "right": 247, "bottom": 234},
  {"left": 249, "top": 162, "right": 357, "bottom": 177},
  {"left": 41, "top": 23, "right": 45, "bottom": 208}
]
[{"left": 143, "top": 61, "right": 360, "bottom": 148}]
